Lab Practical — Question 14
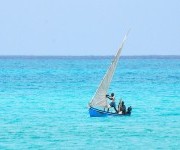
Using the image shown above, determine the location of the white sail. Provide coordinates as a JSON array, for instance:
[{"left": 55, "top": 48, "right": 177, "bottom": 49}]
[{"left": 89, "top": 33, "right": 128, "bottom": 108}]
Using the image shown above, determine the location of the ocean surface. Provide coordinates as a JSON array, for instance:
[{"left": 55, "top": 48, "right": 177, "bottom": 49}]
[{"left": 0, "top": 56, "right": 179, "bottom": 150}]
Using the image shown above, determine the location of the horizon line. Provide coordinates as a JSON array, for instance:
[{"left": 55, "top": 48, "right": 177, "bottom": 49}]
[{"left": 0, "top": 54, "right": 180, "bottom": 57}]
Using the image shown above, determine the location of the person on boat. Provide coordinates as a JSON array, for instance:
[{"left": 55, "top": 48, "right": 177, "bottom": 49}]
[
  {"left": 118, "top": 99, "right": 123, "bottom": 114},
  {"left": 121, "top": 101, "right": 126, "bottom": 114},
  {"left": 118, "top": 100, "right": 126, "bottom": 114},
  {"left": 126, "top": 106, "right": 132, "bottom": 115},
  {"left": 106, "top": 93, "right": 118, "bottom": 113}
]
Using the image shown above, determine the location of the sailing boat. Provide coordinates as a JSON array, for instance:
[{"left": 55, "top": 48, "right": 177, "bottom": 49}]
[{"left": 88, "top": 32, "right": 131, "bottom": 117}]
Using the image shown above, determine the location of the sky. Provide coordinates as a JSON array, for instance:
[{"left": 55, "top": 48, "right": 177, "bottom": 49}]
[{"left": 0, "top": 0, "right": 179, "bottom": 56}]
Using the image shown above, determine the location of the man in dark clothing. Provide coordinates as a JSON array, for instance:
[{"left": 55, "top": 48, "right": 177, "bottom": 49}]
[
  {"left": 121, "top": 101, "right": 126, "bottom": 114},
  {"left": 126, "top": 106, "right": 132, "bottom": 115}
]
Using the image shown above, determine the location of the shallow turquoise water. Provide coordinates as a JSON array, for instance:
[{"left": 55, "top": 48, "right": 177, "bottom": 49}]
[{"left": 0, "top": 56, "right": 179, "bottom": 149}]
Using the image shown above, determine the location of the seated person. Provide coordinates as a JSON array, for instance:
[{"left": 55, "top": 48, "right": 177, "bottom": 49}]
[
  {"left": 120, "top": 101, "right": 126, "bottom": 115},
  {"left": 118, "top": 99, "right": 122, "bottom": 114},
  {"left": 126, "top": 106, "right": 132, "bottom": 115}
]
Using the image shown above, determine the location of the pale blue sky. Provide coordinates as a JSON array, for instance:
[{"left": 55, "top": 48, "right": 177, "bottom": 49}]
[{"left": 0, "top": 0, "right": 179, "bottom": 56}]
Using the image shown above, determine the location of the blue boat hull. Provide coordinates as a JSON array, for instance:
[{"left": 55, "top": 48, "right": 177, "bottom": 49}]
[{"left": 89, "top": 107, "right": 131, "bottom": 117}]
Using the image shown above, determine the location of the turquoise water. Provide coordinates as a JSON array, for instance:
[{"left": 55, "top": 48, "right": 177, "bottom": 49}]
[{"left": 0, "top": 56, "right": 179, "bottom": 149}]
